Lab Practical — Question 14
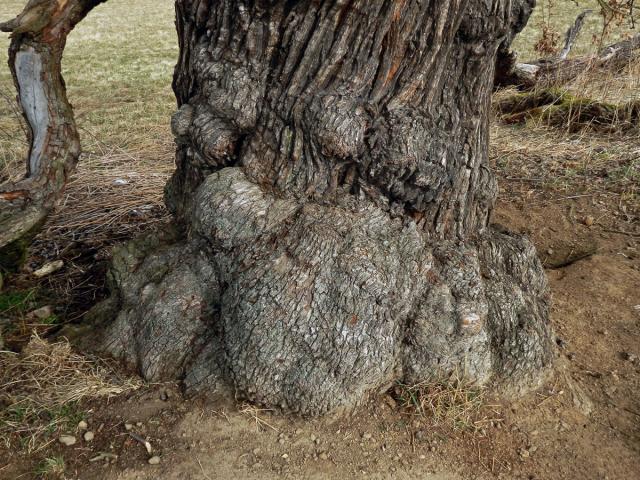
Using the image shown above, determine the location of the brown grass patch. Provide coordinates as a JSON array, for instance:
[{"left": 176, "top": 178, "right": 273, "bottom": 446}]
[
  {"left": 392, "top": 372, "right": 501, "bottom": 432},
  {"left": 0, "top": 334, "right": 140, "bottom": 452}
]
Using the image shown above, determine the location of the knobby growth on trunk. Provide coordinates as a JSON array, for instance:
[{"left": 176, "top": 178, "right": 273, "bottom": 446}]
[
  {"left": 3, "top": 0, "right": 555, "bottom": 416},
  {"left": 93, "top": 0, "right": 554, "bottom": 415},
  {"left": 0, "top": 0, "right": 106, "bottom": 268}
]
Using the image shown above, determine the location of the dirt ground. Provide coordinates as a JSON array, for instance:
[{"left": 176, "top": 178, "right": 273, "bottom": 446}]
[{"left": 2, "top": 188, "right": 638, "bottom": 480}]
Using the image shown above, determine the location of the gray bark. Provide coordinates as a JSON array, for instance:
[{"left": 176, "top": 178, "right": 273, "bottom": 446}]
[{"left": 93, "top": 0, "right": 553, "bottom": 415}]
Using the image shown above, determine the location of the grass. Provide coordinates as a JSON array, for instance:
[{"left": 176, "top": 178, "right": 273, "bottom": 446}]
[
  {"left": 393, "top": 371, "right": 499, "bottom": 432},
  {"left": 512, "top": 0, "right": 637, "bottom": 60},
  {"left": 34, "top": 455, "right": 66, "bottom": 479},
  {"left": 0, "top": 288, "right": 37, "bottom": 315},
  {"left": 0, "top": 288, "right": 67, "bottom": 347},
  {"left": 0, "top": 334, "right": 140, "bottom": 452},
  {"left": 0, "top": 0, "right": 177, "bottom": 237}
]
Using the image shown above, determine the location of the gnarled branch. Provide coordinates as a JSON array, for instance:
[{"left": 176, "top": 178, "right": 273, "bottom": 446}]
[{"left": 0, "top": 0, "right": 106, "bottom": 259}]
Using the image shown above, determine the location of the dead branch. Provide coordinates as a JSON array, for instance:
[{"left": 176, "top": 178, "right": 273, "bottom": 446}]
[
  {"left": 495, "top": 10, "right": 640, "bottom": 91},
  {"left": 495, "top": 89, "right": 640, "bottom": 131}
]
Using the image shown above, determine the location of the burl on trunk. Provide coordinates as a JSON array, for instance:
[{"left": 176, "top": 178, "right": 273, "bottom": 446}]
[{"left": 92, "top": 0, "right": 553, "bottom": 415}]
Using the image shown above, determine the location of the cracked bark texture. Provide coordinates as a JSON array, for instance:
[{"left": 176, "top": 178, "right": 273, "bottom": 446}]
[{"left": 99, "top": 0, "right": 553, "bottom": 415}]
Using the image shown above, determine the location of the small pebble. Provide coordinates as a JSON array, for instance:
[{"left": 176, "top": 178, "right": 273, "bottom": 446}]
[
  {"left": 78, "top": 420, "right": 88, "bottom": 430},
  {"left": 30, "top": 305, "right": 53, "bottom": 320},
  {"left": 125, "top": 423, "right": 133, "bottom": 431},
  {"left": 281, "top": 453, "right": 289, "bottom": 460},
  {"left": 84, "top": 431, "right": 95, "bottom": 442},
  {"left": 59, "top": 435, "right": 76, "bottom": 447},
  {"left": 319, "top": 452, "right": 328, "bottom": 460},
  {"left": 583, "top": 216, "right": 595, "bottom": 227},
  {"left": 148, "top": 456, "right": 161, "bottom": 465}
]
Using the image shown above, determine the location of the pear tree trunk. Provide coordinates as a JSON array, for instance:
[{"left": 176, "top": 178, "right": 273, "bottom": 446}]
[{"left": 94, "top": 0, "right": 554, "bottom": 415}]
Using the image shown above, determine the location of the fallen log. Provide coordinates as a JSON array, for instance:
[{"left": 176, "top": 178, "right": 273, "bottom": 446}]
[{"left": 495, "top": 89, "right": 640, "bottom": 131}]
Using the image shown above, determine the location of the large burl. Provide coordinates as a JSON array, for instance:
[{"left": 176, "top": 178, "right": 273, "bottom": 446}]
[{"left": 95, "top": 0, "right": 553, "bottom": 415}]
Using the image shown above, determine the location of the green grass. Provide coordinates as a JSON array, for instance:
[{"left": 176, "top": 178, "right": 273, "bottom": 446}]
[
  {"left": 0, "top": 288, "right": 37, "bottom": 315},
  {"left": 1, "top": 401, "right": 84, "bottom": 453},
  {"left": 34, "top": 455, "right": 66, "bottom": 479}
]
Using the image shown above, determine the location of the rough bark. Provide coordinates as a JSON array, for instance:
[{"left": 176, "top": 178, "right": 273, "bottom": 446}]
[
  {"left": 94, "top": 0, "right": 554, "bottom": 416},
  {"left": 0, "top": 0, "right": 106, "bottom": 264}
]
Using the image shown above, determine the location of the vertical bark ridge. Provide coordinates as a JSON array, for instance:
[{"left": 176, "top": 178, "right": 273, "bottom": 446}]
[{"left": 167, "top": 0, "right": 531, "bottom": 241}]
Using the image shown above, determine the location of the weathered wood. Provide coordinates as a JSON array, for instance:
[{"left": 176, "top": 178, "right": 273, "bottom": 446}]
[
  {"left": 496, "top": 89, "right": 640, "bottom": 131},
  {"left": 558, "top": 10, "right": 591, "bottom": 61},
  {"left": 0, "top": 0, "right": 106, "bottom": 257}
]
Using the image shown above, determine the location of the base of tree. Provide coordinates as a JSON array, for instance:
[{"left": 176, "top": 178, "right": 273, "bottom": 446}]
[{"left": 93, "top": 168, "right": 553, "bottom": 415}]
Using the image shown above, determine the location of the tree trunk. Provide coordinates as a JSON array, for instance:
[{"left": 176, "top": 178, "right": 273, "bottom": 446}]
[{"left": 94, "top": 0, "right": 554, "bottom": 415}]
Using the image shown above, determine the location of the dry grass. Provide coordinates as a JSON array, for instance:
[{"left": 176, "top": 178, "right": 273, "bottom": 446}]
[
  {"left": 0, "top": 334, "right": 140, "bottom": 452},
  {"left": 393, "top": 371, "right": 501, "bottom": 432},
  {"left": 239, "top": 403, "right": 280, "bottom": 433},
  {"left": 43, "top": 144, "right": 173, "bottom": 243},
  {"left": 491, "top": 57, "right": 640, "bottom": 210},
  {"left": 1, "top": 0, "right": 177, "bottom": 240},
  {"left": 0, "top": 0, "right": 177, "bottom": 324}
]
